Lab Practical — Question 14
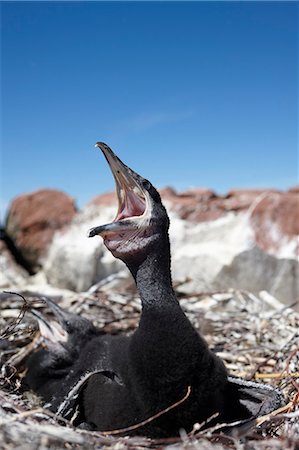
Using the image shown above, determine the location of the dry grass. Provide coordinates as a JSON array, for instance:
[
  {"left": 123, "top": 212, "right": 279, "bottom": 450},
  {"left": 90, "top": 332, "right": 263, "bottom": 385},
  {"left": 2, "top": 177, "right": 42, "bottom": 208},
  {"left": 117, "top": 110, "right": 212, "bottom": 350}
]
[{"left": 0, "top": 281, "right": 298, "bottom": 450}]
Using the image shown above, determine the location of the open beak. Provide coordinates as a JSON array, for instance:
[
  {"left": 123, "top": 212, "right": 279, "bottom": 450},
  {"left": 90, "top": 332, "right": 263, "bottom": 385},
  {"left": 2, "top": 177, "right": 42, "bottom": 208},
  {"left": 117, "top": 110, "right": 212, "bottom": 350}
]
[
  {"left": 40, "top": 296, "right": 71, "bottom": 325},
  {"left": 31, "top": 309, "right": 68, "bottom": 347},
  {"left": 31, "top": 296, "right": 72, "bottom": 346},
  {"left": 88, "top": 142, "right": 150, "bottom": 238}
]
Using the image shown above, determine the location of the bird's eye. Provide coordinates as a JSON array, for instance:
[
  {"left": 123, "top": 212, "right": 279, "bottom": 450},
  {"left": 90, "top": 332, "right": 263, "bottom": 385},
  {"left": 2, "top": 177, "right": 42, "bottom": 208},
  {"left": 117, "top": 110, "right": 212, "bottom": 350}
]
[{"left": 142, "top": 180, "right": 151, "bottom": 190}]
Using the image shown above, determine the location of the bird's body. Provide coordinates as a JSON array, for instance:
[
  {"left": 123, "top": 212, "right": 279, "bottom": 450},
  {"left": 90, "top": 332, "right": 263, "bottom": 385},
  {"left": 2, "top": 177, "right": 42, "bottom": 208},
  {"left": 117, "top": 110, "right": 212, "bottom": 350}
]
[
  {"left": 24, "top": 143, "right": 281, "bottom": 437},
  {"left": 26, "top": 294, "right": 236, "bottom": 436}
]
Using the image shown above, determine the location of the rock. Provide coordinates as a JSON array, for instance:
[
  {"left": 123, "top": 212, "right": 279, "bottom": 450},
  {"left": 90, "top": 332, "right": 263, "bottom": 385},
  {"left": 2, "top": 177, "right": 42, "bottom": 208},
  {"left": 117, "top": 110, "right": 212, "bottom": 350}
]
[
  {"left": 224, "top": 189, "right": 278, "bottom": 212},
  {"left": 0, "top": 238, "right": 29, "bottom": 289},
  {"left": 250, "top": 191, "right": 299, "bottom": 257},
  {"left": 162, "top": 188, "right": 298, "bottom": 258},
  {"left": 160, "top": 187, "right": 222, "bottom": 222},
  {"left": 288, "top": 185, "right": 299, "bottom": 193},
  {"left": 34, "top": 187, "right": 299, "bottom": 310},
  {"left": 44, "top": 203, "right": 124, "bottom": 292},
  {"left": 215, "top": 247, "right": 299, "bottom": 305},
  {"left": 5, "top": 189, "right": 77, "bottom": 271},
  {"left": 169, "top": 212, "right": 299, "bottom": 309},
  {"left": 88, "top": 191, "right": 117, "bottom": 207},
  {"left": 170, "top": 212, "right": 254, "bottom": 291}
]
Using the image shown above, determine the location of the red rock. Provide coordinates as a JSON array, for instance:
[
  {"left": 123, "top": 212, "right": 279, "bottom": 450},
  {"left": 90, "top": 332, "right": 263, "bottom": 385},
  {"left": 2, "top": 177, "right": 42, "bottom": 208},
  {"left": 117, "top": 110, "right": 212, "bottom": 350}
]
[
  {"left": 224, "top": 189, "right": 279, "bottom": 212},
  {"left": 88, "top": 191, "right": 117, "bottom": 207},
  {"left": 250, "top": 191, "right": 299, "bottom": 255},
  {"left": 226, "top": 188, "right": 279, "bottom": 197},
  {"left": 85, "top": 186, "right": 299, "bottom": 257},
  {"left": 180, "top": 188, "right": 217, "bottom": 201},
  {"left": 5, "top": 189, "right": 77, "bottom": 270},
  {"left": 158, "top": 187, "right": 299, "bottom": 256},
  {"left": 159, "top": 188, "right": 220, "bottom": 222},
  {"left": 158, "top": 186, "right": 177, "bottom": 199}
]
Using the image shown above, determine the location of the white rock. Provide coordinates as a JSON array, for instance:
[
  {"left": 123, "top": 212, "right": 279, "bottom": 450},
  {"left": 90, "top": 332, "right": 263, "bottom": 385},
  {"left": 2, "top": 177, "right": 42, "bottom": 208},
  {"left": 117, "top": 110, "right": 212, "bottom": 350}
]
[
  {"left": 169, "top": 213, "right": 298, "bottom": 309},
  {"left": 44, "top": 204, "right": 124, "bottom": 292},
  {"left": 0, "top": 243, "right": 29, "bottom": 288},
  {"left": 42, "top": 203, "right": 298, "bottom": 309}
]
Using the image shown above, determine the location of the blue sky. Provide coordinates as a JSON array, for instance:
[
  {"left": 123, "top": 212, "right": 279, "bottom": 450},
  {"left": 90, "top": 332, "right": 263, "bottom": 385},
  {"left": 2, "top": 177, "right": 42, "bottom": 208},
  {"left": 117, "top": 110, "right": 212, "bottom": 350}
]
[{"left": 1, "top": 1, "right": 298, "bottom": 222}]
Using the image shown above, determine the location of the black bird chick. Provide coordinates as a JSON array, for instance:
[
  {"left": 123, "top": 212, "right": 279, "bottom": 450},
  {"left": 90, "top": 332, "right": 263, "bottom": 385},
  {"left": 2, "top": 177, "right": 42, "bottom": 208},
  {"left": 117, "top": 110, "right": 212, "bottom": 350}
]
[
  {"left": 25, "top": 144, "right": 281, "bottom": 436},
  {"left": 25, "top": 296, "right": 98, "bottom": 407}
]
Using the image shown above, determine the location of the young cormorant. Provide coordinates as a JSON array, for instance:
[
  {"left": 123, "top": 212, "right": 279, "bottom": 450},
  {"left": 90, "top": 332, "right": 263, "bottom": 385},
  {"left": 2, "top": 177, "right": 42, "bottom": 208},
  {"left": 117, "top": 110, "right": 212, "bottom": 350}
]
[
  {"left": 25, "top": 296, "right": 98, "bottom": 407},
  {"left": 25, "top": 143, "right": 281, "bottom": 436}
]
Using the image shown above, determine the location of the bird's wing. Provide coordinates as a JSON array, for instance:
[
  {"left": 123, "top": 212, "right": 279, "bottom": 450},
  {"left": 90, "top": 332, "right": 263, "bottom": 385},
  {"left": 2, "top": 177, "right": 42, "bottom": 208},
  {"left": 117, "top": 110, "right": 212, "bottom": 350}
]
[
  {"left": 54, "top": 368, "right": 122, "bottom": 420},
  {"left": 228, "top": 376, "right": 283, "bottom": 417},
  {"left": 53, "top": 336, "right": 128, "bottom": 421}
]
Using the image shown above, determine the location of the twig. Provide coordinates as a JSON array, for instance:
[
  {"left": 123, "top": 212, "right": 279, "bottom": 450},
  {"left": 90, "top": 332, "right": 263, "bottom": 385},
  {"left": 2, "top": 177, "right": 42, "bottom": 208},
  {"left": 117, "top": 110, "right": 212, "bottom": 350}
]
[
  {"left": 200, "top": 416, "right": 255, "bottom": 437},
  {"left": 254, "top": 372, "right": 299, "bottom": 380},
  {"left": 0, "top": 407, "right": 46, "bottom": 425},
  {"left": 0, "top": 292, "right": 30, "bottom": 339},
  {"left": 3, "top": 334, "right": 41, "bottom": 369},
  {"left": 283, "top": 345, "right": 299, "bottom": 374},
  {"left": 256, "top": 400, "right": 295, "bottom": 426},
  {"left": 289, "top": 390, "right": 299, "bottom": 412},
  {"left": 247, "top": 332, "right": 298, "bottom": 380},
  {"left": 101, "top": 385, "right": 192, "bottom": 435},
  {"left": 188, "top": 411, "right": 219, "bottom": 436}
]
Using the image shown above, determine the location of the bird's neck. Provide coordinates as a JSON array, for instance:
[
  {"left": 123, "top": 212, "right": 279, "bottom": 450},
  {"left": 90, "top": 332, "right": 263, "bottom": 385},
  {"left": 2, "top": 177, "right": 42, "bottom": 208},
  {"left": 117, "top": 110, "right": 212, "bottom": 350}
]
[
  {"left": 126, "top": 232, "right": 179, "bottom": 311},
  {"left": 126, "top": 232, "right": 211, "bottom": 399}
]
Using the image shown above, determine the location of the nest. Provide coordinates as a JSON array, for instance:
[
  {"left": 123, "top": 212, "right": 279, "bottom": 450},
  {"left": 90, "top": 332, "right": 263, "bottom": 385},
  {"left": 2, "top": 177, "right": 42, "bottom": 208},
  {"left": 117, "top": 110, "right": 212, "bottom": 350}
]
[{"left": 0, "top": 279, "right": 298, "bottom": 450}]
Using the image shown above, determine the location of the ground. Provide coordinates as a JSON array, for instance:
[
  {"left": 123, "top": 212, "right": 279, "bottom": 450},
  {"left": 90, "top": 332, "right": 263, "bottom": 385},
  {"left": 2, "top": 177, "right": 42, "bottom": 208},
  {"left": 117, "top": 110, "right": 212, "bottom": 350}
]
[{"left": 0, "top": 279, "right": 298, "bottom": 450}]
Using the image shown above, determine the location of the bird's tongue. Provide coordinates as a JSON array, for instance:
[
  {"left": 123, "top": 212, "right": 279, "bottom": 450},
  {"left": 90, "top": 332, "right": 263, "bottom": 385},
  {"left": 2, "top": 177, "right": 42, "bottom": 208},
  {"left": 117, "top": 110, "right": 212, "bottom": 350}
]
[{"left": 116, "top": 189, "right": 146, "bottom": 221}]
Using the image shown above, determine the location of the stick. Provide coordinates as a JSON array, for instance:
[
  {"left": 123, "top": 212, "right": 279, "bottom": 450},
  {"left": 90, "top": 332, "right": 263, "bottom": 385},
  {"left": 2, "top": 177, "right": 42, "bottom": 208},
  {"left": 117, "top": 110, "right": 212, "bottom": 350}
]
[{"left": 101, "top": 385, "right": 192, "bottom": 435}]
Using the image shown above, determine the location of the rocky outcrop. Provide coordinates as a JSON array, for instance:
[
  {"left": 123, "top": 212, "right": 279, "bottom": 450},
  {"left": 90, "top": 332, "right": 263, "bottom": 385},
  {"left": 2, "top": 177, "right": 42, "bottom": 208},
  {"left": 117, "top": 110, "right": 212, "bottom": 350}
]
[
  {"left": 249, "top": 191, "right": 299, "bottom": 257},
  {"left": 43, "top": 203, "right": 124, "bottom": 292},
  {"left": 161, "top": 188, "right": 298, "bottom": 258},
  {"left": 42, "top": 189, "right": 299, "bottom": 309},
  {"left": 5, "top": 189, "right": 77, "bottom": 271},
  {"left": 169, "top": 213, "right": 298, "bottom": 307},
  {"left": 0, "top": 236, "right": 29, "bottom": 288},
  {"left": 90, "top": 188, "right": 299, "bottom": 257},
  {"left": 159, "top": 188, "right": 278, "bottom": 222},
  {"left": 215, "top": 247, "right": 299, "bottom": 304},
  {"left": 3, "top": 187, "right": 298, "bottom": 310}
]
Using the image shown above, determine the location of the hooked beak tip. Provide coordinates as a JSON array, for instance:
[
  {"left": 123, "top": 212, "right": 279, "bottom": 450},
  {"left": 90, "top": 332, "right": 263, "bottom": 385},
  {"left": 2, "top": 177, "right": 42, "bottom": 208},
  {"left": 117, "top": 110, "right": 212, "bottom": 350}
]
[
  {"left": 87, "top": 228, "right": 96, "bottom": 238},
  {"left": 95, "top": 142, "right": 108, "bottom": 151}
]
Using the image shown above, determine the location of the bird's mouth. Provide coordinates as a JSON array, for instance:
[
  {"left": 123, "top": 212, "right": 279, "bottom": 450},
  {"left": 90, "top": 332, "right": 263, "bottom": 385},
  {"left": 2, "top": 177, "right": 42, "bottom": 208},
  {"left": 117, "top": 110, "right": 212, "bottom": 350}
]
[
  {"left": 31, "top": 298, "right": 69, "bottom": 346},
  {"left": 88, "top": 143, "right": 151, "bottom": 238}
]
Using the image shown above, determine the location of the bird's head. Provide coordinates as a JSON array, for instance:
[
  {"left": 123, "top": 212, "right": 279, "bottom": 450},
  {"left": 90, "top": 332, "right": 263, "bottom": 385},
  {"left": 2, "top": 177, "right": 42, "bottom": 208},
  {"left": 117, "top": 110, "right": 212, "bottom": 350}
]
[
  {"left": 31, "top": 296, "right": 97, "bottom": 358},
  {"left": 88, "top": 143, "right": 170, "bottom": 263}
]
